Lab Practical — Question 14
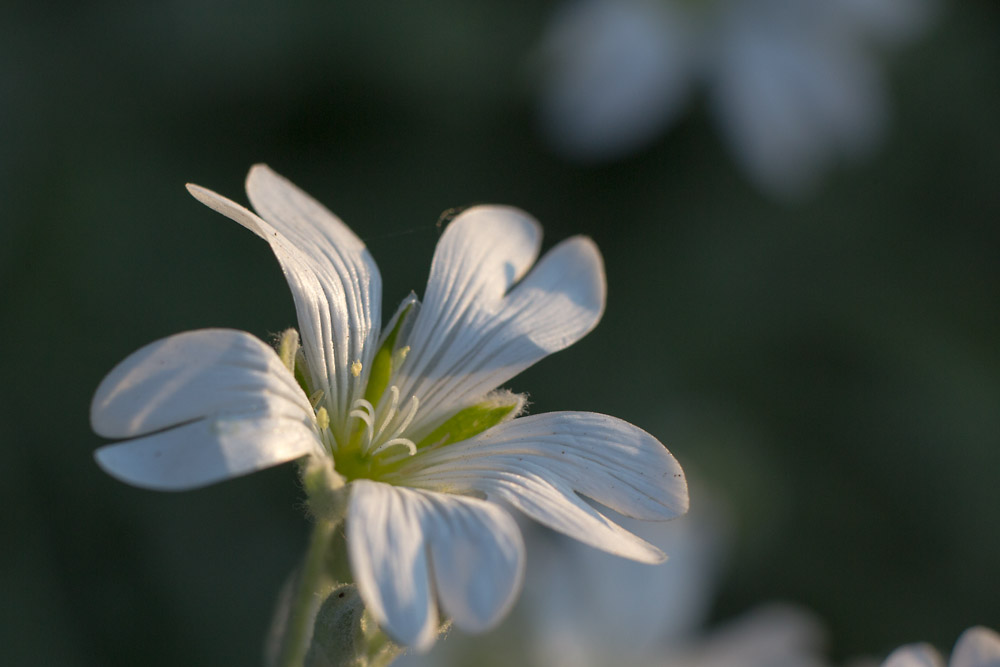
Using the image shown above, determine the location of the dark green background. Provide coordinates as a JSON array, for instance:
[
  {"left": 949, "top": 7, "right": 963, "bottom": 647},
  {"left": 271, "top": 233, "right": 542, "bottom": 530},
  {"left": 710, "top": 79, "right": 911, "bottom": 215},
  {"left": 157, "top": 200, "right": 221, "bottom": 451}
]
[{"left": 2, "top": 1, "right": 998, "bottom": 664}]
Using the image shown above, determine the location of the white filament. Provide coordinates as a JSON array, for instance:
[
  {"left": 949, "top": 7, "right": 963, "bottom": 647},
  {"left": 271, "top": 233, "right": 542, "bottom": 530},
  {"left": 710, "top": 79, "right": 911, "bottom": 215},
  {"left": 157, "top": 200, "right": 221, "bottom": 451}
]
[{"left": 349, "top": 385, "right": 419, "bottom": 458}]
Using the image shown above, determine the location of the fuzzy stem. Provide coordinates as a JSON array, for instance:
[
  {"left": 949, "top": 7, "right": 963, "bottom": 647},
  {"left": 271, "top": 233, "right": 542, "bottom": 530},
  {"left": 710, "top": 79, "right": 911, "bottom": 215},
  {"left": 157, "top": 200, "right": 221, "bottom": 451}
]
[{"left": 276, "top": 518, "right": 340, "bottom": 667}]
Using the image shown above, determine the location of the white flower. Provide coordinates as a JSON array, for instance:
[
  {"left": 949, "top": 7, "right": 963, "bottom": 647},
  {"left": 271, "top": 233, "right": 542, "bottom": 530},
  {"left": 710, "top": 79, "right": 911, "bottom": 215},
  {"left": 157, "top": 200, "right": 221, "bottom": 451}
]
[
  {"left": 535, "top": 0, "right": 935, "bottom": 198},
  {"left": 90, "top": 165, "right": 688, "bottom": 651},
  {"left": 882, "top": 627, "right": 1000, "bottom": 667}
]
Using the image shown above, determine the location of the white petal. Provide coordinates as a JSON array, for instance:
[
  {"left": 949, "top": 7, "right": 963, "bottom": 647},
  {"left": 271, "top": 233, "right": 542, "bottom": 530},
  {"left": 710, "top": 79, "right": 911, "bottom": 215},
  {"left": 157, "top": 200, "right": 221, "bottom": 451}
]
[
  {"left": 91, "top": 329, "right": 319, "bottom": 490},
  {"left": 347, "top": 480, "right": 437, "bottom": 651},
  {"left": 95, "top": 414, "right": 319, "bottom": 491},
  {"left": 952, "top": 627, "right": 1000, "bottom": 667},
  {"left": 394, "top": 207, "right": 605, "bottom": 438},
  {"left": 91, "top": 329, "right": 314, "bottom": 439},
  {"left": 422, "top": 490, "right": 524, "bottom": 634},
  {"left": 406, "top": 412, "right": 687, "bottom": 519},
  {"left": 883, "top": 644, "right": 945, "bottom": 667},
  {"left": 398, "top": 412, "right": 687, "bottom": 563},
  {"left": 187, "top": 166, "right": 381, "bottom": 442},
  {"left": 422, "top": 465, "right": 662, "bottom": 563},
  {"left": 347, "top": 481, "right": 525, "bottom": 650}
]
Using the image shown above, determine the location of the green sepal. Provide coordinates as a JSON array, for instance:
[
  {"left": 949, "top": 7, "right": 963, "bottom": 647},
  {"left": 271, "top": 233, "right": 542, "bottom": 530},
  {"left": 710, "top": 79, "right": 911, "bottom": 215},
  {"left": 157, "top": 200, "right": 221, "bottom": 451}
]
[
  {"left": 416, "top": 391, "right": 526, "bottom": 450},
  {"left": 364, "top": 302, "right": 414, "bottom": 406},
  {"left": 295, "top": 347, "right": 315, "bottom": 397}
]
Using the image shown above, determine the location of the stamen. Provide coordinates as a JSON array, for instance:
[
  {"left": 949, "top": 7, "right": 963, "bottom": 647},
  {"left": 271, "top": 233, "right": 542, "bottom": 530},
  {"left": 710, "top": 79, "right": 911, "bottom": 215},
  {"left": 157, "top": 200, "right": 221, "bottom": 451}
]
[
  {"left": 315, "top": 406, "right": 330, "bottom": 432},
  {"left": 350, "top": 398, "right": 374, "bottom": 419},
  {"left": 382, "top": 394, "right": 420, "bottom": 447},
  {"left": 371, "top": 438, "right": 417, "bottom": 457},
  {"left": 349, "top": 399, "right": 375, "bottom": 448},
  {"left": 348, "top": 386, "right": 421, "bottom": 460},
  {"left": 350, "top": 360, "right": 363, "bottom": 378},
  {"left": 372, "top": 386, "right": 401, "bottom": 443}
]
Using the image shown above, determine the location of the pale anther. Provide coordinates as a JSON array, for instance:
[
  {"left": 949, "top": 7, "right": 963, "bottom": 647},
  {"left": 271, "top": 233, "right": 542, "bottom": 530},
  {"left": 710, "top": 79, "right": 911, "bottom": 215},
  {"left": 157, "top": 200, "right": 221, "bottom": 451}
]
[{"left": 315, "top": 406, "right": 330, "bottom": 432}]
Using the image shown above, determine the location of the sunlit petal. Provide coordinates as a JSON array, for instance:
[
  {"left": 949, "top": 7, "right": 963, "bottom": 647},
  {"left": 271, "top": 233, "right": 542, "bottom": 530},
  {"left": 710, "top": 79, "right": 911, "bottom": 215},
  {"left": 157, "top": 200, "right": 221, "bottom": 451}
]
[
  {"left": 395, "top": 207, "right": 605, "bottom": 438},
  {"left": 188, "top": 165, "right": 382, "bottom": 443},
  {"left": 91, "top": 329, "right": 313, "bottom": 439},
  {"left": 405, "top": 412, "right": 687, "bottom": 521}
]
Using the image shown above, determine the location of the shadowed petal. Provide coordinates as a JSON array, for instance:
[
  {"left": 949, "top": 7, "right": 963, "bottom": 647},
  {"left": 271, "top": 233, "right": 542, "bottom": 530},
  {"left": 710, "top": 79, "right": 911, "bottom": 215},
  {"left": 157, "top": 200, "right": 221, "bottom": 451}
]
[
  {"left": 91, "top": 329, "right": 319, "bottom": 491},
  {"left": 423, "top": 490, "right": 524, "bottom": 634},
  {"left": 348, "top": 481, "right": 437, "bottom": 651},
  {"left": 187, "top": 166, "right": 381, "bottom": 443},
  {"left": 95, "top": 414, "right": 319, "bottom": 491},
  {"left": 347, "top": 480, "right": 525, "bottom": 651},
  {"left": 394, "top": 207, "right": 605, "bottom": 438}
]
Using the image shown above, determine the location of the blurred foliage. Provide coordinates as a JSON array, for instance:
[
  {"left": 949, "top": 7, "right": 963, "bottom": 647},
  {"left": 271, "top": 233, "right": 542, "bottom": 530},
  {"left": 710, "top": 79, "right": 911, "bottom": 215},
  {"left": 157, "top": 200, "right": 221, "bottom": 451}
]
[{"left": 1, "top": 1, "right": 998, "bottom": 664}]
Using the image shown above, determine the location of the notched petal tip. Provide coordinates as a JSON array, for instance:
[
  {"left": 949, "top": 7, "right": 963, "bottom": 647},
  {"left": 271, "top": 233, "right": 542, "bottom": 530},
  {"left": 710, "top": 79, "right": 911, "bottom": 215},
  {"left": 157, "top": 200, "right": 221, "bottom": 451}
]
[
  {"left": 440, "top": 204, "right": 542, "bottom": 284},
  {"left": 523, "top": 233, "right": 607, "bottom": 331},
  {"left": 426, "top": 497, "right": 526, "bottom": 635}
]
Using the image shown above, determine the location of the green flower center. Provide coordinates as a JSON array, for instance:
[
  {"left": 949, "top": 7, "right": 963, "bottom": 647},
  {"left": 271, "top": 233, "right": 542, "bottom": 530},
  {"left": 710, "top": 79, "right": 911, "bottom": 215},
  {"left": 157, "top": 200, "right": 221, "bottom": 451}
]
[{"left": 277, "top": 324, "right": 523, "bottom": 484}]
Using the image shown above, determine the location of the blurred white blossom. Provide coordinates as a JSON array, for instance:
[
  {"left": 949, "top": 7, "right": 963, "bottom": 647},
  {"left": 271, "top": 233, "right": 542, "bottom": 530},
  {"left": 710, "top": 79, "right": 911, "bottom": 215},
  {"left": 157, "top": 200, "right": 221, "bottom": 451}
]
[
  {"left": 399, "top": 495, "right": 827, "bottom": 666},
  {"left": 535, "top": 0, "right": 935, "bottom": 198},
  {"left": 881, "top": 627, "right": 1000, "bottom": 667}
]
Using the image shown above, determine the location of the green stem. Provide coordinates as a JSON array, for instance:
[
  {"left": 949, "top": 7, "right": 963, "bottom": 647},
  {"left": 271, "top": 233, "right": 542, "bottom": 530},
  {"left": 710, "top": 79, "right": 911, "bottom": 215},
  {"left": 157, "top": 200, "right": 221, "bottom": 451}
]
[{"left": 277, "top": 518, "right": 340, "bottom": 667}]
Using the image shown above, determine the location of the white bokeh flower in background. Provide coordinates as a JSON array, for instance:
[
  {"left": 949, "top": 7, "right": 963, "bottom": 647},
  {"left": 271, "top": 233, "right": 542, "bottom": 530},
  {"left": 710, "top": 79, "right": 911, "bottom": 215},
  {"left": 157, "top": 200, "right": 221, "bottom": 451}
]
[
  {"left": 881, "top": 627, "right": 1000, "bottom": 667},
  {"left": 398, "top": 494, "right": 827, "bottom": 667},
  {"left": 90, "top": 165, "right": 689, "bottom": 654},
  {"left": 535, "top": 0, "right": 935, "bottom": 198}
]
